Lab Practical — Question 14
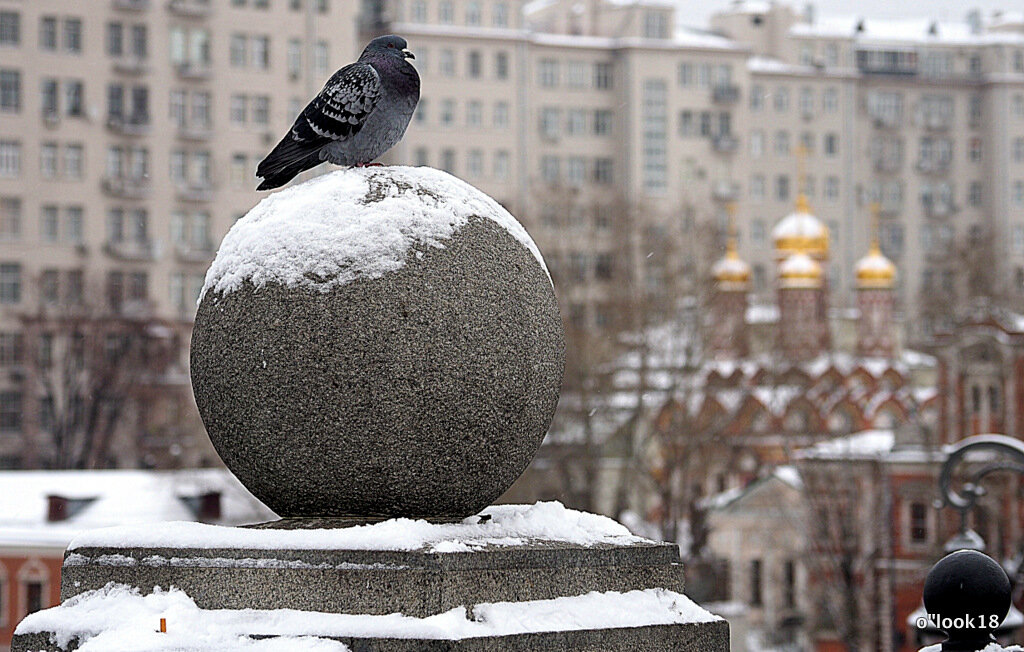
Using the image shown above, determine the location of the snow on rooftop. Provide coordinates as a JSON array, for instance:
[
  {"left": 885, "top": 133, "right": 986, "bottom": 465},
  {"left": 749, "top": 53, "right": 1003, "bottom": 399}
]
[
  {"left": 790, "top": 16, "right": 1024, "bottom": 45},
  {"left": 798, "top": 429, "right": 895, "bottom": 460},
  {"left": 68, "top": 502, "right": 649, "bottom": 553},
  {"left": 0, "top": 469, "right": 274, "bottom": 549},
  {"left": 15, "top": 583, "right": 719, "bottom": 651},
  {"left": 201, "top": 167, "right": 548, "bottom": 302}
]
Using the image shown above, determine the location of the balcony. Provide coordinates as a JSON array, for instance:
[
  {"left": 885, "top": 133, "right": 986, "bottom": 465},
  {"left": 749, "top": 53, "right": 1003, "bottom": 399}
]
[
  {"left": 175, "top": 242, "right": 215, "bottom": 264},
  {"left": 103, "top": 238, "right": 159, "bottom": 262},
  {"left": 102, "top": 176, "right": 152, "bottom": 199},
  {"left": 176, "top": 183, "right": 214, "bottom": 202},
  {"left": 712, "top": 85, "right": 740, "bottom": 104},
  {"left": 113, "top": 0, "right": 150, "bottom": 10},
  {"left": 107, "top": 115, "right": 152, "bottom": 137},
  {"left": 711, "top": 134, "right": 739, "bottom": 154},
  {"left": 176, "top": 124, "right": 213, "bottom": 141},
  {"left": 712, "top": 180, "right": 740, "bottom": 202},
  {"left": 176, "top": 61, "right": 211, "bottom": 80},
  {"left": 167, "top": 0, "right": 211, "bottom": 18},
  {"left": 112, "top": 56, "right": 149, "bottom": 75}
]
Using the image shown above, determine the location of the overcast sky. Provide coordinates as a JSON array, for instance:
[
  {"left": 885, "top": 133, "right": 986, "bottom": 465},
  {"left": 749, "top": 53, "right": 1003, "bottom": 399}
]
[{"left": 680, "top": 0, "right": 1017, "bottom": 29}]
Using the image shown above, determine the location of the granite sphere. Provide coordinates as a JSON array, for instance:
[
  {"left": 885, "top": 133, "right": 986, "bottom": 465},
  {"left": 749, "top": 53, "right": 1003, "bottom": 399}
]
[{"left": 190, "top": 167, "right": 564, "bottom": 518}]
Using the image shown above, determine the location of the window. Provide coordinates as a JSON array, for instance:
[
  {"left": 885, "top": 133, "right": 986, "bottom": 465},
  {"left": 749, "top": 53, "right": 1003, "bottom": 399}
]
[
  {"left": 251, "top": 36, "right": 269, "bottom": 70},
  {"left": 0, "top": 391, "right": 21, "bottom": 431},
  {"left": 823, "top": 87, "right": 838, "bottom": 113},
  {"left": 494, "top": 2, "right": 509, "bottom": 26},
  {"left": 539, "top": 60, "right": 558, "bottom": 87},
  {"left": 411, "top": 0, "right": 427, "bottom": 22},
  {"left": 784, "top": 560, "right": 797, "bottom": 609},
  {"left": 642, "top": 79, "right": 667, "bottom": 193},
  {"left": 494, "top": 150, "right": 509, "bottom": 180},
  {"left": 65, "top": 80, "right": 83, "bottom": 117},
  {"left": 594, "top": 158, "right": 613, "bottom": 185},
  {"left": 441, "top": 149, "right": 455, "bottom": 173},
  {"left": 541, "top": 156, "right": 559, "bottom": 183},
  {"left": 969, "top": 181, "right": 983, "bottom": 207},
  {"left": 0, "top": 197, "right": 20, "bottom": 240},
  {"left": 749, "top": 131, "right": 763, "bottom": 158},
  {"left": 776, "top": 175, "right": 790, "bottom": 201},
  {"left": 40, "top": 17, "right": 57, "bottom": 51},
  {"left": 0, "top": 263, "right": 20, "bottom": 304},
  {"left": 466, "top": 101, "right": 482, "bottom": 127},
  {"left": 466, "top": 1, "right": 481, "bottom": 26},
  {"left": 0, "top": 70, "right": 20, "bottom": 112},
  {"left": 41, "top": 206, "right": 58, "bottom": 242},
  {"left": 414, "top": 98, "right": 427, "bottom": 125},
  {"left": 313, "top": 41, "right": 328, "bottom": 75},
  {"left": 750, "top": 559, "right": 762, "bottom": 606},
  {"left": 0, "top": 11, "right": 19, "bottom": 46},
  {"left": 567, "top": 61, "right": 587, "bottom": 88},
  {"left": 774, "top": 87, "right": 789, "bottom": 112},
  {"left": 63, "top": 18, "right": 82, "bottom": 54},
  {"left": 678, "top": 62, "right": 693, "bottom": 87},
  {"left": 774, "top": 131, "right": 790, "bottom": 156},
  {"left": 439, "top": 1, "right": 453, "bottom": 23},
  {"left": 909, "top": 502, "right": 928, "bottom": 543},
  {"left": 441, "top": 99, "right": 454, "bottom": 127},
  {"left": 230, "top": 95, "right": 246, "bottom": 124},
  {"left": 1013, "top": 137, "right": 1024, "bottom": 163},
  {"left": 467, "top": 149, "right": 483, "bottom": 178},
  {"left": 440, "top": 50, "right": 455, "bottom": 77},
  {"left": 107, "top": 22, "right": 124, "bottom": 56},
  {"left": 495, "top": 52, "right": 509, "bottom": 80},
  {"left": 971, "top": 138, "right": 983, "bottom": 162},
  {"left": 750, "top": 84, "right": 764, "bottom": 111},
  {"left": 494, "top": 102, "right": 509, "bottom": 128},
  {"left": 750, "top": 175, "right": 765, "bottom": 201},
  {"left": 230, "top": 34, "right": 246, "bottom": 67},
  {"left": 644, "top": 11, "right": 667, "bottom": 38},
  {"left": 468, "top": 51, "right": 482, "bottom": 78},
  {"left": 567, "top": 109, "right": 586, "bottom": 135},
  {"left": 131, "top": 24, "right": 147, "bottom": 58},
  {"left": 799, "top": 87, "right": 814, "bottom": 117},
  {"left": 540, "top": 107, "right": 560, "bottom": 138},
  {"left": 251, "top": 96, "right": 269, "bottom": 125},
  {"left": 824, "top": 133, "right": 838, "bottom": 157},
  {"left": 594, "top": 109, "right": 612, "bottom": 136},
  {"left": 0, "top": 141, "right": 21, "bottom": 177},
  {"left": 594, "top": 63, "right": 613, "bottom": 89},
  {"left": 567, "top": 157, "right": 585, "bottom": 185}
]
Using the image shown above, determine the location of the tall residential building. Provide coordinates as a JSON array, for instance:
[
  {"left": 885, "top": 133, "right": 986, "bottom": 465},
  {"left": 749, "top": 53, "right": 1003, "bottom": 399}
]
[
  {"left": 0, "top": 0, "right": 358, "bottom": 469},
  {"left": 1, "top": 0, "right": 1023, "bottom": 470}
]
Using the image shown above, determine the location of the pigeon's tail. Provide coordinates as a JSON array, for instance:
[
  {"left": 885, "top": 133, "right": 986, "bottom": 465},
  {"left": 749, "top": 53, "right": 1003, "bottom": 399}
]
[{"left": 256, "top": 136, "right": 324, "bottom": 191}]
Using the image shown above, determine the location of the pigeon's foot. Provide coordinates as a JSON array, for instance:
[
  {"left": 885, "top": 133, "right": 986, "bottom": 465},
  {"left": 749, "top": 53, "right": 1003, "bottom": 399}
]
[{"left": 353, "top": 162, "right": 385, "bottom": 168}]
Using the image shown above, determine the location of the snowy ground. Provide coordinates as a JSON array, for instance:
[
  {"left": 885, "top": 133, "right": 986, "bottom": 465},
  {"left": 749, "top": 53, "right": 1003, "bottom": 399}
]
[
  {"left": 15, "top": 583, "right": 720, "bottom": 651},
  {"left": 67, "top": 501, "right": 650, "bottom": 553}
]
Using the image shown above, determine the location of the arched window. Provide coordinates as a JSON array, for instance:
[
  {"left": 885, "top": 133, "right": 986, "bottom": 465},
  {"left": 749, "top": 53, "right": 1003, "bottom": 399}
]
[{"left": 18, "top": 558, "right": 49, "bottom": 619}]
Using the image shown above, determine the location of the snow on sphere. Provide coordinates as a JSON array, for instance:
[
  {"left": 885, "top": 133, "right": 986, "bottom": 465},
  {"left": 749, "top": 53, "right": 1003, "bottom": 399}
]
[{"left": 190, "top": 167, "right": 564, "bottom": 518}]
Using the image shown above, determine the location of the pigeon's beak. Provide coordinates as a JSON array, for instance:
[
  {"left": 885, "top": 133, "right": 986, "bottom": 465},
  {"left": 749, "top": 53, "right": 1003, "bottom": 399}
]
[{"left": 403, "top": 49, "right": 415, "bottom": 60}]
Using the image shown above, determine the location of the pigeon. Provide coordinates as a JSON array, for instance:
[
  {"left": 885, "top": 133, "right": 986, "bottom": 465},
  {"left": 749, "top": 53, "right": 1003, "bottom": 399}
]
[{"left": 256, "top": 35, "right": 419, "bottom": 191}]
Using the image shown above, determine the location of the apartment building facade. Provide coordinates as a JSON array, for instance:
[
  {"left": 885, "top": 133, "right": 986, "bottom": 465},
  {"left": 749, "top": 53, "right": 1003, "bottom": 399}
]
[
  {"left": 0, "top": 0, "right": 358, "bottom": 468},
  {"left": 0, "top": 0, "right": 1023, "bottom": 470}
]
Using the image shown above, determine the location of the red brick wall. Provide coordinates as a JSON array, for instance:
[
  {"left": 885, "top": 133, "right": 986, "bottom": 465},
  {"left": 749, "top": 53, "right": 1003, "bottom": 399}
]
[{"left": 0, "top": 552, "right": 63, "bottom": 649}]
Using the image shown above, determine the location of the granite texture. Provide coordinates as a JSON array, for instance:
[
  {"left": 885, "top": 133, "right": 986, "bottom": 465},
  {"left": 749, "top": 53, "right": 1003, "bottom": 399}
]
[
  {"left": 190, "top": 214, "right": 564, "bottom": 518},
  {"left": 62, "top": 542, "right": 685, "bottom": 617}
]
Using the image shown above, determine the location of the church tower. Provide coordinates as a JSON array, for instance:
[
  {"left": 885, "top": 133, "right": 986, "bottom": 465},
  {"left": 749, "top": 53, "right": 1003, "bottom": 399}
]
[
  {"left": 709, "top": 203, "right": 751, "bottom": 359},
  {"left": 772, "top": 148, "right": 831, "bottom": 361},
  {"left": 855, "top": 203, "right": 897, "bottom": 358}
]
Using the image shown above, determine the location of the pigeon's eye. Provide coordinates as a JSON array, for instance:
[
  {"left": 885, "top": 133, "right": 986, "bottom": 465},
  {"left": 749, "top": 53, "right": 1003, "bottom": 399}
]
[{"left": 388, "top": 43, "right": 395, "bottom": 48}]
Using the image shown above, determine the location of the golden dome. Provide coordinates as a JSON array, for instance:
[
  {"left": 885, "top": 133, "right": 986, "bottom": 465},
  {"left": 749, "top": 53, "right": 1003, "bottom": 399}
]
[
  {"left": 772, "top": 194, "right": 830, "bottom": 261},
  {"left": 855, "top": 242, "right": 896, "bottom": 289},
  {"left": 713, "top": 245, "right": 752, "bottom": 289},
  {"left": 778, "top": 252, "right": 823, "bottom": 289}
]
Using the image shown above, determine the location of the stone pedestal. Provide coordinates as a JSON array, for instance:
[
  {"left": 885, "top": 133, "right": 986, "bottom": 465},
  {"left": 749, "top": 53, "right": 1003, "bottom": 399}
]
[{"left": 13, "top": 508, "right": 729, "bottom": 651}]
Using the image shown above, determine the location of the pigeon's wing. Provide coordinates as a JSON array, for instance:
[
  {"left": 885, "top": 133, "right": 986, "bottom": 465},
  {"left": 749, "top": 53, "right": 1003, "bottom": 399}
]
[
  {"left": 292, "top": 62, "right": 384, "bottom": 144},
  {"left": 256, "top": 62, "right": 383, "bottom": 186}
]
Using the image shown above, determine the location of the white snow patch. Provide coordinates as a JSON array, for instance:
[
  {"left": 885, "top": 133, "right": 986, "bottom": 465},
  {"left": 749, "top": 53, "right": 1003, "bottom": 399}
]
[
  {"left": 15, "top": 583, "right": 719, "bottom": 648},
  {"left": 201, "top": 166, "right": 548, "bottom": 302},
  {"left": 68, "top": 502, "right": 649, "bottom": 553}
]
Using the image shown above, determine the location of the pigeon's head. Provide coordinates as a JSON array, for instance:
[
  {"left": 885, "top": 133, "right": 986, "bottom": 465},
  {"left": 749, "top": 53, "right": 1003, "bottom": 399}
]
[{"left": 362, "top": 35, "right": 415, "bottom": 62}]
